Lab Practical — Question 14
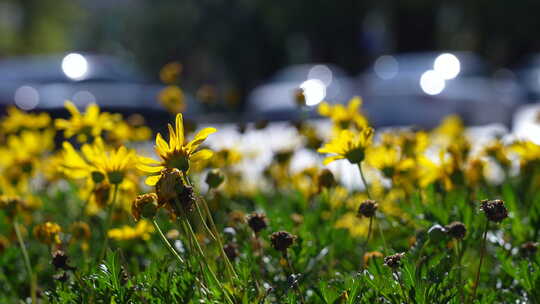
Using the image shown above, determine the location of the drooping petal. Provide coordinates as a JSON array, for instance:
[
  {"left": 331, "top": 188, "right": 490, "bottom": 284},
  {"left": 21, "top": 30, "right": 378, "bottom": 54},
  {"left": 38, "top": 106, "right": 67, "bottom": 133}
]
[
  {"left": 145, "top": 175, "right": 161, "bottom": 186},
  {"left": 187, "top": 127, "right": 217, "bottom": 151},
  {"left": 190, "top": 149, "right": 213, "bottom": 162},
  {"left": 137, "top": 164, "right": 164, "bottom": 173},
  {"left": 323, "top": 155, "right": 344, "bottom": 165}
]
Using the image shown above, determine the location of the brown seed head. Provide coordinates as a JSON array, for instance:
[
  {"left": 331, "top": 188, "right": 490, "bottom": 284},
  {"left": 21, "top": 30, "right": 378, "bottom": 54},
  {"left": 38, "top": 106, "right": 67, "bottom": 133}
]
[
  {"left": 156, "top": 168, "right": 184, "bottom": 205},
  {"left": 270, "top": 231, "right": 296, "bottom": 252},
  {"left": 383, "top": 252, "right": 405, "bottom": 269},
  {"left": 358, "top": 200, "right": 378, "bottom": 218},
  {"left": 224, "top": 242, "right": 239, "bottom": 261},
  {"left": 520, "top": 241, "right": 538, "bottom": 257},
  {"left": 445, "top": 221, "right": 467, "bottom": 239},
  {"left": 132, "top": 193, "right": 159, "bottom": 221},
  {"left": 247, "top": 212, "right": 268, "bottom": 233},
  {"left": 480, "top": 199, "right": 508, "bottom": 223},
  {"left": 51, "top": 250, "right": 75, "bottom": 271}
]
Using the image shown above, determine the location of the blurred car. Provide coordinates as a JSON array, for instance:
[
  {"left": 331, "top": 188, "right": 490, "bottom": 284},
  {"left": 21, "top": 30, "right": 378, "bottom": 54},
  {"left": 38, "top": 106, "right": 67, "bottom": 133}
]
[
  {"left": 359, "top": 52, "right": 525, "bottom": 127},
  {"left": 246, "top": 63, "right": 356, "bottom": 121},
  {"left": 0, "top": 53, "right": 202, "bottom": 127},
  {"left": 513, "top": 54, "right": 540, "bottom": 102}
]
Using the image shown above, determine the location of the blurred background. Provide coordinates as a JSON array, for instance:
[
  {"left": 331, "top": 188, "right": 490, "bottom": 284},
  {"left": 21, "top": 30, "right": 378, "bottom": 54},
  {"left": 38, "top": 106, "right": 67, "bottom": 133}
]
[{"left": 1, "top": 0, "right": 540, "bottom": 128}]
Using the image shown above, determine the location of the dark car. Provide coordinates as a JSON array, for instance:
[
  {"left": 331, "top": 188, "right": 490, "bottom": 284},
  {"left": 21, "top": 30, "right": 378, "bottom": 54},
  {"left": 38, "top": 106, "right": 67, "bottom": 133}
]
[
  {"left": 359, "top": 52, "right": 525, "bottom": 127},
  {"left": 0, "top": 53, "right": 201, "bottom": 127},
  {"left": 245, "top": 63, "right": 356, "bottom": 121}
]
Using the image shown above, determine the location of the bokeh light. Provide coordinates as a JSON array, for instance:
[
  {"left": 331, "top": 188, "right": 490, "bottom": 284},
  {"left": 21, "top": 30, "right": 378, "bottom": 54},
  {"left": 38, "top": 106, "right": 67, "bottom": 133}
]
[
  {"left": 299, "top": 79, "right": 326, "bottom": 106},
  {"left": 433, "top": 53, "right": 460, "bottom": 80},
  {"left": 62, "top": 53, "right": 88, "bottom": 80},
  {"left": 374, "top": 55, "right": 399, "bottom": 80},
  {"left": 307, "top": 65, "right": 333, "bottom": 86},
  {"left": 14, "top": 85, "right": 39, "bottom": 110},
  {"left": 420, "top": 70, "right": 445, "bottom": 95}
]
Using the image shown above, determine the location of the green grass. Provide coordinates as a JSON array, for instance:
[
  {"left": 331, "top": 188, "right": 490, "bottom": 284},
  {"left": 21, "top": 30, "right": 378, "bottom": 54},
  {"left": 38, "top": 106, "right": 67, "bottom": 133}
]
[{"left": 2, "top": 170, "right": 540, "bottom": 303}]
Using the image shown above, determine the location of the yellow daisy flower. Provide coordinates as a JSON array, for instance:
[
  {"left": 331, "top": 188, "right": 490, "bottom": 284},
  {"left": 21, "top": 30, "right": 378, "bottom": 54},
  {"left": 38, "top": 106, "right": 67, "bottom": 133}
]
[
  {"left": 318, "top": 127, "right": 374, "bottom": 165},
  {"left": 138, "top": 113, "right": 216, "bottom": 185},
  {"left": 1, "top": 106, "right": 51, "bottom": 134},
  {"left": 61, "top": 137, "right": 136, "bottom": 185},
  {"left": 55, "top": 101, "right": 115, "bottom": 142},
  {"left": 318, "top": 97, "right": 368, "bottom": 131}
]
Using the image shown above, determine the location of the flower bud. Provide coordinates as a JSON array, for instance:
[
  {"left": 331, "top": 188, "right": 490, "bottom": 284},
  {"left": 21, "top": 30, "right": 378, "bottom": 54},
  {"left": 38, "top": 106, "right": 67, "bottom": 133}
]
[
  {"left": 205, "top": 169, "right": 224, "bottom": 189},
  {"left": 357, "top": 200, "right": 378, "bottom": 218},
  {"left": 132, "top": 193, "right": 159, "bottom": 221},
  {"left": 383, "top": 252, "right": 405, "bottom": 269}
]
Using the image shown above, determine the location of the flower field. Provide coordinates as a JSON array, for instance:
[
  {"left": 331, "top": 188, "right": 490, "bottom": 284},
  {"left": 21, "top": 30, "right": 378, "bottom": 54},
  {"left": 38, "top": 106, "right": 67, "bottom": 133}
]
[{"left": 1, "top": 96, "right": 540, "bottom": 303}]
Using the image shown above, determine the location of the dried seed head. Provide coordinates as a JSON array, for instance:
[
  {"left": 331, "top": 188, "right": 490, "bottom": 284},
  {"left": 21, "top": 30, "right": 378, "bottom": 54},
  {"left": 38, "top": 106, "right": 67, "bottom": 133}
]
[
  {"left": 317, "top": 169, "right": 336, "bottom": 190},
  {"left": 357, "top": 200, "right": 378, "bottom": 218},
  {"left": 480, "top": 199, "right": 508, "bottom": 223},
  {"left": 445, "top": 221, "right": 467, "bottom": 239},
  {"left": 270, "top": 231, "right": 297, "bottom": 252},
  {"left": 156, "top": 168, "right": 184, "bottom": 205},
  {"left": 51, "top": 250, "right": 74, "bottom": 271},
  {"left": 224, "top": 242, "right": 239, "bottom": 261},
  {"left": 205, "top": 169, "right": 225, "bottom": 189},
  {"left": 131, "top": 193, "right": 159, "bottom": 221},
  {"left": 383, "top": 252, "right": 405, "bottom": 269},
  {"left": 247, "top": 212, "right": 268, "bottom": 233},
  {"left": 520, "top": 242, "right": 538, "bottom": 257}
]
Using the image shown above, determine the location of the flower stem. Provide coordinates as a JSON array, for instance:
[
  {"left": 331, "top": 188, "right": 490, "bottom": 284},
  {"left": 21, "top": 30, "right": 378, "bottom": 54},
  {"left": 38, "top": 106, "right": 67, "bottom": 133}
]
[
  {"left": 185, "top": 176, "right": 238, "bottom": 281},
  {"left": 99, "top": 184, "right": 119, "bottom": 261},
  {"left": 470, "top": 219, "right": 489, "bottom": 303},
  {"left": 13, "top": 220, "right": 37, "bottom": 304},
  {"left": 357, "top": 162, "right": 371, "bottom": 199},
  {"left": 152, "top": 219, "right": 184, "bottom": 264},
  {"left": 365, "top": 216, "right": 373, "bottom": 247}
]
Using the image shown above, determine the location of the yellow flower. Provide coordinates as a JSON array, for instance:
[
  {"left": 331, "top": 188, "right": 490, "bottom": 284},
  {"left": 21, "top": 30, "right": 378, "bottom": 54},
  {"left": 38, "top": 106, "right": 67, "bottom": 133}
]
[
  {"left": 484, "top": 140, "right": 511, "bottom": 169},
  {"left": 138, "top": 113, "right": 216, "bottom": 185},
  {"left": 108, "top": 220, "right": 154, "bottom": 241},
  {"left": 318, "top": 97, "right": 368, "bottom": 131},
  {"left": 334, "top": 212, "right": 369, "bottom": 238},
  {"left": 0, "top": 130, "right": 55, "bottom": 184},
  {"left": 418, "top": 151, "right": 455, "bottom": 191},
  {"left": 1, "top": 106, "right": 51, "bottom": 134},
  {"left": 511, "top": 140, "right": 540, "bottom": 165},
  {"left": 158, "top": 86, "right": 186, "bottom": 114},
  {"left": 61, "top": 137, "right": 136, "bottom": 185},
  {"left": 33, "top": 221, "right": 62, "bottom": 245},
  {"left": 318, "top": 128, "right": 374, "bottom": 165},
  {"left": 55, "top": 101, "right": 115, "bottom": 142},
  {"left": 159, "top": 62, "right": 182, "bottom": 84}
]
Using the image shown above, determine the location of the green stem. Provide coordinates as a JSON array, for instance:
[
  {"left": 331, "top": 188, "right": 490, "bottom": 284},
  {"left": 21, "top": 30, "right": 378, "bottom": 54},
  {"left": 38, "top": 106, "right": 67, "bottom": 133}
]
[
  {"left": 152, "top": 219, "right": 185, "bottom": 264},
  {"left": 470, "top": 220, "right": 489, "bottom": 303},
  {"left": 357, "top": 162, "right": 372, "bottom": 199},
  {"left": 455, "top": 240, "right": 464, "bottom": 303},
  {"left": 185, "top": 176, "right": 238, "bottom": 281},
  {"left": 14, "top": 221, "right": 37, "bottom": 304},
  {"left": 180, "top": 214, "right": 234, "bottom": 304},
  {"left": 99, "top": 184, "right": 119, "bottom": 261},
  {"left": 365, "top": 216, "right": 373, "bottom": 247}
]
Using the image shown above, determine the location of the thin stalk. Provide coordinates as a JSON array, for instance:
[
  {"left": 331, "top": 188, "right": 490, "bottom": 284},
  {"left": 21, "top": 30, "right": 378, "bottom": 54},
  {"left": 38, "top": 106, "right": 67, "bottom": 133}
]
[
  {"left": 283, "top": 252, "right": 305, "bottom": 304},
  {"left": 152, "top": 219, "right": 184, "bottom": 264},
  {"left": 99, "top": 184, "right": 119, "bottom": 261},
  {"left": 470, "top": 220, "right": 489, "bottom": 303},
  {"left": 180, "top": 215, "right": 234, "bottom": 304},
  {"left": 14, "top": 221, "right": 37, "bottom": 304},
  {"left": 357, "top": 162, "right": 372, "bottom": 199},
  {"left": 185, "top": 176, "right": 238, "bottom": 281},
  {"left": 365, "top": 216, "right": 374, "bottom": 247},
  {"left": 455, "top": 240, "right": 464, "bottom": 303}
]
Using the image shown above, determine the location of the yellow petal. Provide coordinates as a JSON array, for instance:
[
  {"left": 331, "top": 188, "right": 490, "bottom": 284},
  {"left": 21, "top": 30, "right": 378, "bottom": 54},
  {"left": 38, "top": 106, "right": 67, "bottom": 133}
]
[
  {"left": 187, "top": 127, "right": 217, "bottom": 151},
  {"left": 138, "top": 156, "right": 161, "bottom": 164},
  {"left": 175, "top": 113, "right": 184, "bottom": 146},
  {"left": 155, "top": 133, "right": 169, "bottom": 153},
  {"left": 190, "top": 149, "right": 213, "bottom": 162},
  {"left": 323, "top": 155, "right": 344, "bottom": 165},
  {"left": 64, "top": 100, "right": 80, "bottom": 116},
  {"left": 137, "top": 164, "right": 163, "bottom": 173},
  {"left": 145, "top": 175, "right": 161, "bottom": 186}
]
